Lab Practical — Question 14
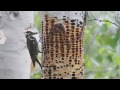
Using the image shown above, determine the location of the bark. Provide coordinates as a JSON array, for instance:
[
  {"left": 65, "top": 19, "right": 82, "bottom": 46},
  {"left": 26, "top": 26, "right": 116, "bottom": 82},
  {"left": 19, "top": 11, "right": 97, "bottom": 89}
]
[
  {"left": 40, "top": 11, "right": 86, "bottom": 79},
  {"left": 0, "top": 11, "right": 34, "bottom": 79}
]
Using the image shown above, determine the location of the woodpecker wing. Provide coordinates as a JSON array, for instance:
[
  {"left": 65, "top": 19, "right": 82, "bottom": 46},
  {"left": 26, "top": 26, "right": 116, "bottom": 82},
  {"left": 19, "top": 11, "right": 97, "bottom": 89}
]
[{"left": 27, "top": 36, "right": 38, "bottom": 67}]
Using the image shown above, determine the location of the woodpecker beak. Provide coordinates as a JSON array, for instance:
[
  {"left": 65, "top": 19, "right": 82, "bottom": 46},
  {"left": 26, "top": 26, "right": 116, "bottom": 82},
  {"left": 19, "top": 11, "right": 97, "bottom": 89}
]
[{"left": 32, "top": 32, "right": 38, "bottom": 35}]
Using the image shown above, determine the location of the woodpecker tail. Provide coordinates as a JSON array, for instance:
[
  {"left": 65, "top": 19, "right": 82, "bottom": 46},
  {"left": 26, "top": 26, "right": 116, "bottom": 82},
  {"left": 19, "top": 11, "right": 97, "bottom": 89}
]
[
  {"left": 31, "top": 56, "right": 42, "bottom": 69},
  {"left": 32, "top": 59, "right": 36, "bottom": 67},
  {"left": 36, "top": 58, "right": 42, "bottom": 69}
]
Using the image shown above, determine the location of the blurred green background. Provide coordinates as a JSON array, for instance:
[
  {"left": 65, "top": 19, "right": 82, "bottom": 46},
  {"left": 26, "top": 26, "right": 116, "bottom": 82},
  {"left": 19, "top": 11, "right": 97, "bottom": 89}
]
[{"left": 31, "top": 11, "right": 120, "bottom": 79}]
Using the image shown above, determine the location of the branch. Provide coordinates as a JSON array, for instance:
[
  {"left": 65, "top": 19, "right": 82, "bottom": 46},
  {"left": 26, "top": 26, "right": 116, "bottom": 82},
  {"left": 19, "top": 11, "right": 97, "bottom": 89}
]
[
  {"left": 89, "top": 11, "right": 96, "bottom": 19},
  {"left": 88, "top": 18, "right": 120, "bottom": 28},
  {"left": 87, "top": 11, "right": 120, "bottom": 28}
]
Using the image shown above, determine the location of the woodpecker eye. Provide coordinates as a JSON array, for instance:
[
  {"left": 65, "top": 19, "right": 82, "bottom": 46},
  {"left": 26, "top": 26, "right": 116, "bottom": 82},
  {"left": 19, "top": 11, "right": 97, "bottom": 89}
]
[
  {"left": 26, "top": 33, "right": 30, "bottom": 36},
  {"left": 25, "top": 31, "right": 32, "bottom": 37}
]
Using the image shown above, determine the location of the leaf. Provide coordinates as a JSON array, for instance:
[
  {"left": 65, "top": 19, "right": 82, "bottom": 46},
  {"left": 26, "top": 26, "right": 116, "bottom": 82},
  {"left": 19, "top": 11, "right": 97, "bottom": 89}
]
[
  {"left": 85, "top": 29, "right": 90, "bottom": 34},
  {"left": 99, "top": 23, "right": 108, "bottom": 33},
  {"left": 107, "top": 54, "right": 113, "bottom": 62},
  {"left": 31, "top": 71, "right": 41, "bottom": 79},
  {"left": 104, "top": 19, "right": 111, "bottom": 27},
  {"left": 114, "top": 55, "right": 120, "bottom": 66},
  {"left": 94, "top": 72, "right": 103, "bottom": 79},
  {"left": 98, "top": 47, "right": 105, "bottom": 54},
  {"left": 86, "top": 60, "right": 92, "bottom": 68},
  {"left": 99, "top": 29, "right": 119, "bottom": 49},
  {"left": 115, "top": 28, "right": 120, "bottom": 41},
  {"left": 95, "top": 55, "right": 103, "bottom": 63}
]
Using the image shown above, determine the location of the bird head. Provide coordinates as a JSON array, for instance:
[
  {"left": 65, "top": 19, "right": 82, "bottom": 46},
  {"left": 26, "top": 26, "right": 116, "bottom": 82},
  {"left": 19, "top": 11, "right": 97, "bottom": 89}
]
[{"left": 25, "top": 31, "right": 38, "bottom": 38}]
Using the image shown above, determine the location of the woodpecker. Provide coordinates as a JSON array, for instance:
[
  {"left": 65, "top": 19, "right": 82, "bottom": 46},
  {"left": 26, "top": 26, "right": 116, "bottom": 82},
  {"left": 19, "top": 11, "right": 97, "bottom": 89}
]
[{"left": 25, "top": 26, "right": 42, "bottom": 69}]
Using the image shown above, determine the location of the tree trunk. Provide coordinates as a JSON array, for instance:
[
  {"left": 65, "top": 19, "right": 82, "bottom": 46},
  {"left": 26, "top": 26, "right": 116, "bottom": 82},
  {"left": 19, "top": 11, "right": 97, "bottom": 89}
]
[
  {"left": 40, "top": 11, "right": 86, "bottom": 79},
  {"left": 0, "top": 11, "right": 34, "bottom": 79}
]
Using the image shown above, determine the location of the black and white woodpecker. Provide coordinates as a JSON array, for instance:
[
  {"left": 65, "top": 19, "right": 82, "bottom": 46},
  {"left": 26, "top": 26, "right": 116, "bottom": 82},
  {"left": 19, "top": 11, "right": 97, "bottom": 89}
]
[{"left": 25, "top": 25, "right": 42, "bottom": 69}]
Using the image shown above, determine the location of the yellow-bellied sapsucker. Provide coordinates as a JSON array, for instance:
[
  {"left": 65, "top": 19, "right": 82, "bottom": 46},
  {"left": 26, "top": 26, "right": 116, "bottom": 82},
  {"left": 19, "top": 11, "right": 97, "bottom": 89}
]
[{"left": 25, "top": 29, "right": 42, "bottom": 69}]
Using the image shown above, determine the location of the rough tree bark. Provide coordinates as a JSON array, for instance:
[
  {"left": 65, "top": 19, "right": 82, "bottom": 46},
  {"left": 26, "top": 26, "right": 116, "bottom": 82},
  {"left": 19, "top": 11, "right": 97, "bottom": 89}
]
[
  {"left": 40, "top": 11, "right": 86, "bottom": 79},
  {"left": 0, "top": 11, "right": 34, "bottom": 79}
]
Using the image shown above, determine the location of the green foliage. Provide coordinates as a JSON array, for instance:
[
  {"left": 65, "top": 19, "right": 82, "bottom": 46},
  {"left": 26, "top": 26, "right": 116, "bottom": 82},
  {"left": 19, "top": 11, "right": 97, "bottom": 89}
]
[
  {"left": 85, "top": 11, "right": 120, "bottom": 79},
  {"left": 31, "top": 71, "right": 41, "bottom": 79},
  {"left": 34, "top": 11, "right": 41, "bottom": 32}
]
